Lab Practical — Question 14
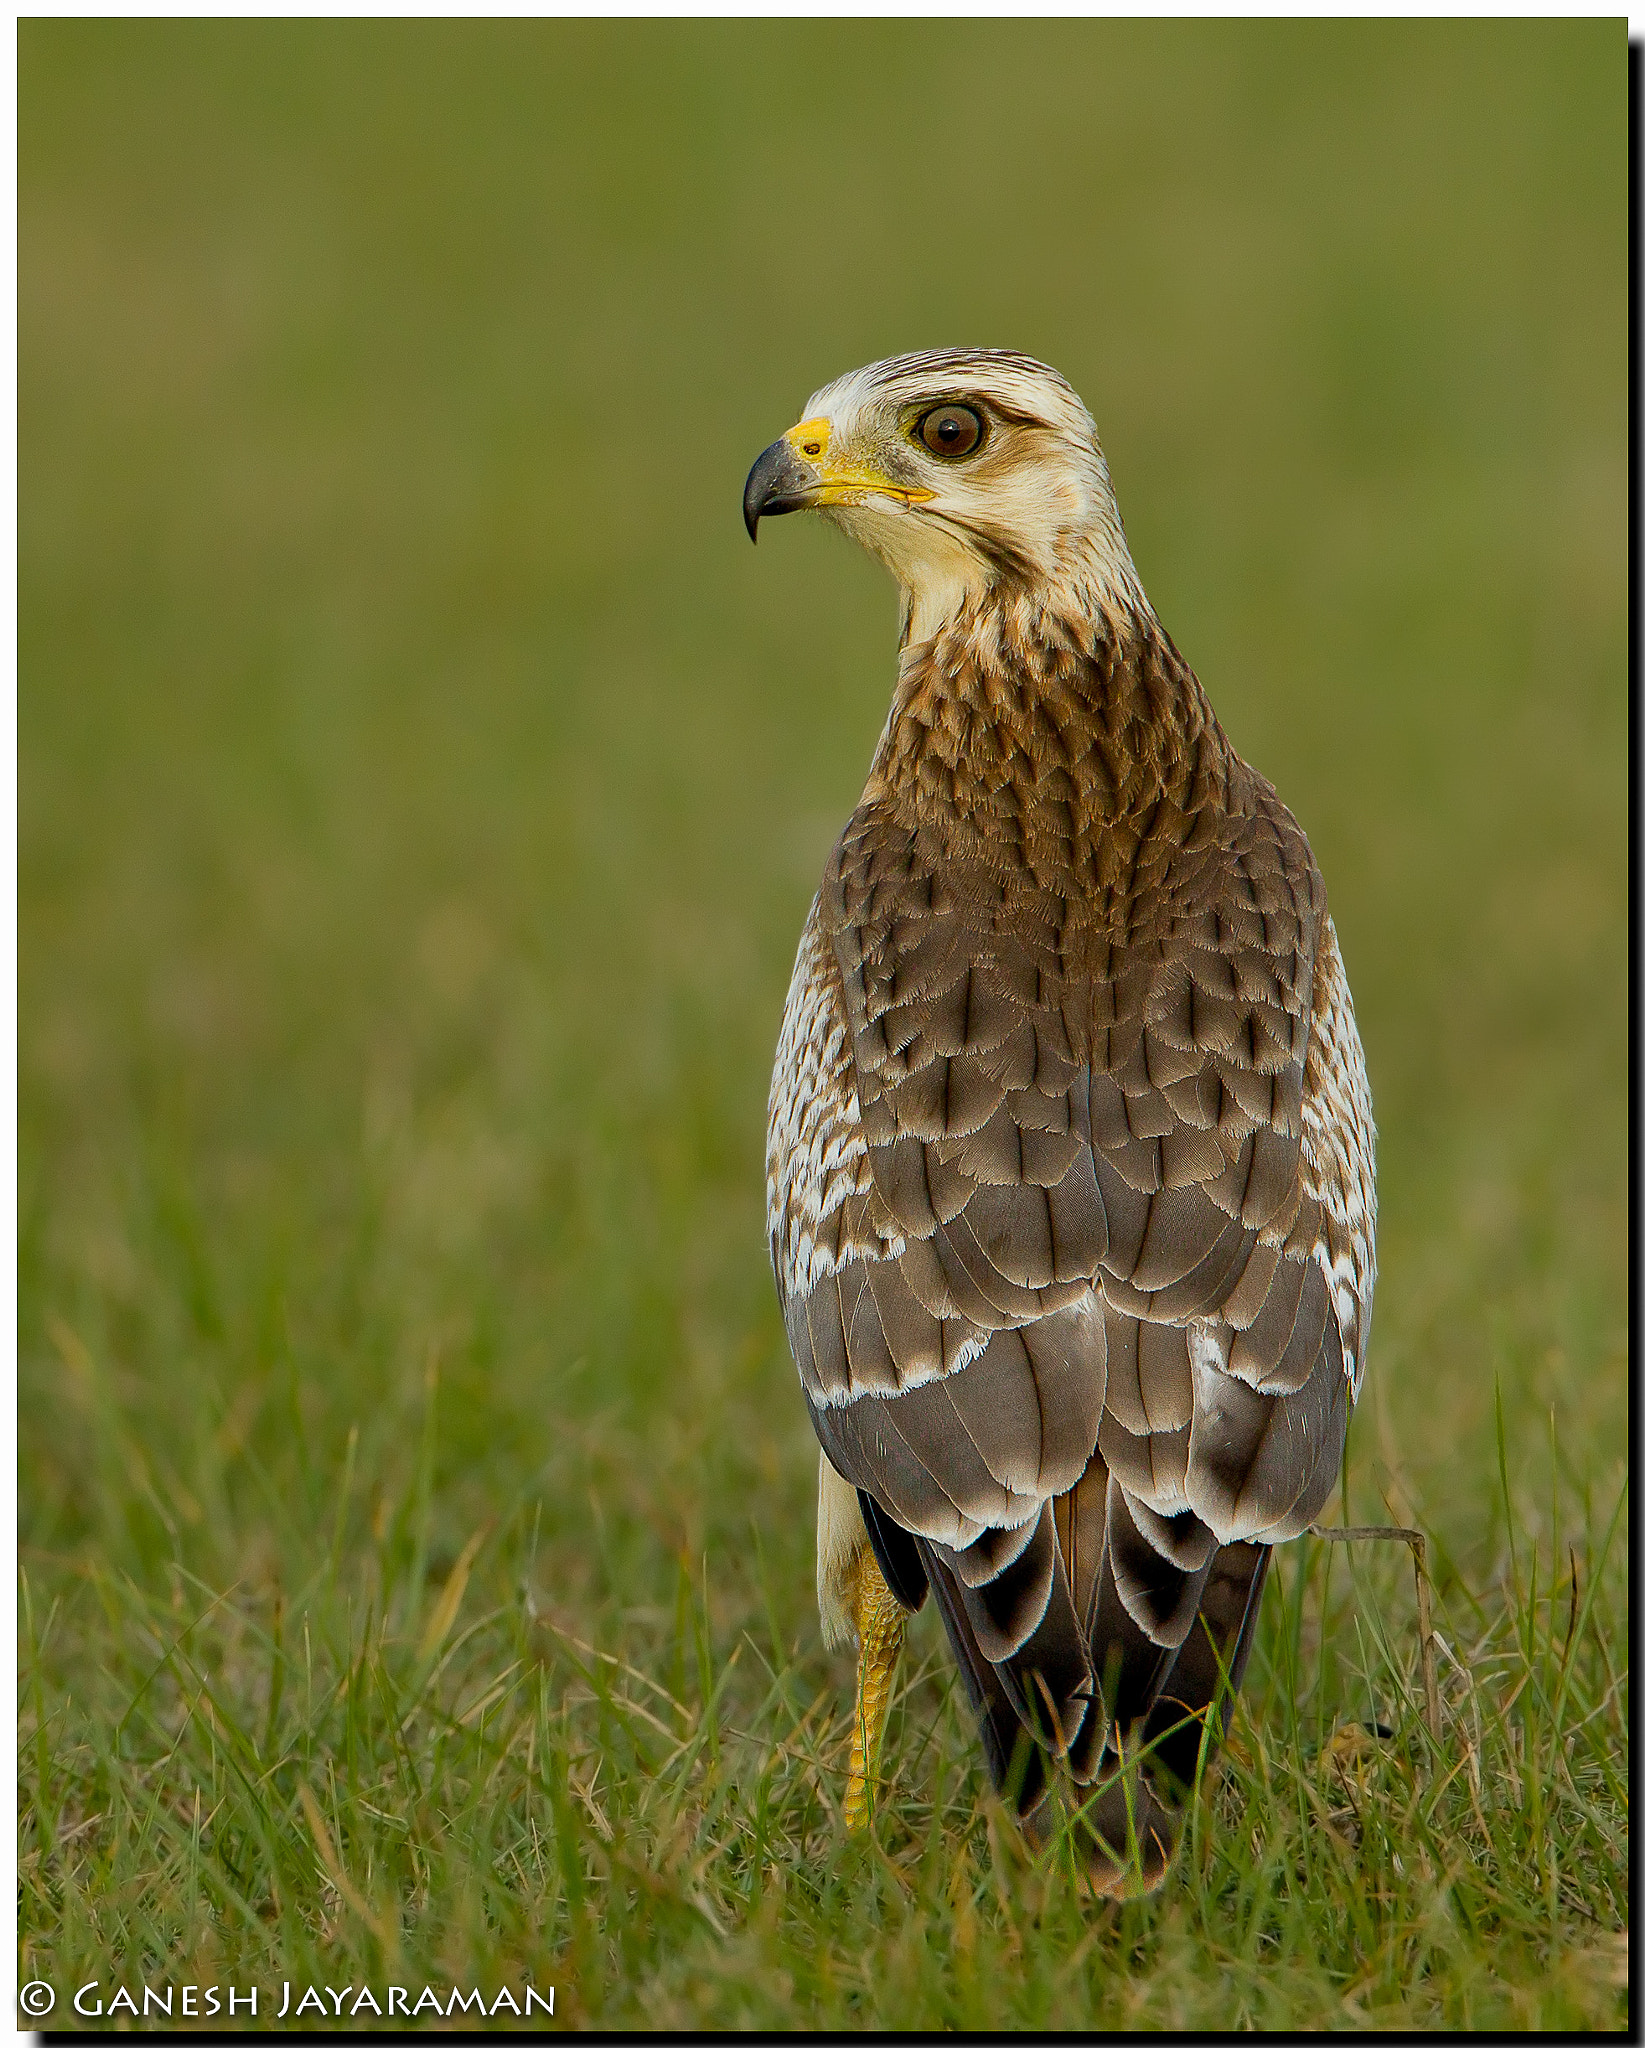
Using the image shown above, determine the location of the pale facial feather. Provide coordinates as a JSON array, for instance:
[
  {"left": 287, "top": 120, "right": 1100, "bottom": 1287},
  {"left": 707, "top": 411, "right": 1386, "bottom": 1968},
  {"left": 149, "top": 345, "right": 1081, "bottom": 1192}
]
[{"left": 800, "top": 351, "right": 1149, "bottom": 647}]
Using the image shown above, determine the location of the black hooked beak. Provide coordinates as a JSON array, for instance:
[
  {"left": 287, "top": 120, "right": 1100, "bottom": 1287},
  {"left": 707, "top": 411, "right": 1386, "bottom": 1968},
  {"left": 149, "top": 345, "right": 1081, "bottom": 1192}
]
[{"left": 742, "top": 438, "right": 818, "bottom": 543}]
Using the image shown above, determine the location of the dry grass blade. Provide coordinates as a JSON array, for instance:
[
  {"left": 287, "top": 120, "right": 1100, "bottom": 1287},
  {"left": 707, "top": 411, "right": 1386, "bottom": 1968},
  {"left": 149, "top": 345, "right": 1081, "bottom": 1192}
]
[
  {"left": 416, "top": 1526, "right": 489, "bottom": 1665},
  {"left": 1308, "top": 1523, "right": 1441, "bottom": 1741},
  {"left": 296, "top": 1781, "right": 395, "bottom": 1958}
]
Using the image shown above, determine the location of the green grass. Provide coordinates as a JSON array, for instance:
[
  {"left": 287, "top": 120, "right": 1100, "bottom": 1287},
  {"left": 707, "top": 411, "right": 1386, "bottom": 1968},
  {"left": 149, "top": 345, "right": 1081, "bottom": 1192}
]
[{"left": 20, "top": 20, "right": 1627, "bottom": 2030}]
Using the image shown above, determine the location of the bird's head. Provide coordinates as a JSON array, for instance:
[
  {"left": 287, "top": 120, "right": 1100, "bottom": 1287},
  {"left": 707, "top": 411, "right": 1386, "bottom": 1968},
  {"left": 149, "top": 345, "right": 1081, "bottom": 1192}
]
[{"left": 743, "top": 350, "right": 1146, "bottom": 646}]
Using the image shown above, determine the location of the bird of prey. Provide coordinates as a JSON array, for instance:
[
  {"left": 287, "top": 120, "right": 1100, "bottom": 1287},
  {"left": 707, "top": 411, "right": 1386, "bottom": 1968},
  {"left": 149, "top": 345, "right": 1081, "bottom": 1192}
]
[{"left": 744, "top": 351, "right": 1376, "bottom": 1892}]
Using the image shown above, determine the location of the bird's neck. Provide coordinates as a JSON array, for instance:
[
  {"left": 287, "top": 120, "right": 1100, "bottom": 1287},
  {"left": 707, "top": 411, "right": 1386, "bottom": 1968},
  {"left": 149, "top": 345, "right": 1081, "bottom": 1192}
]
[{"left": 866, "top": 593, "right": 1229, "bottom": 856}]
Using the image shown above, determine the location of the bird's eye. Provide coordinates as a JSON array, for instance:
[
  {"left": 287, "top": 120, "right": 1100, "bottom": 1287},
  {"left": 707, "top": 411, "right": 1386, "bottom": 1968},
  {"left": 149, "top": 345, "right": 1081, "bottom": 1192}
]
[{"left": 917, "top": 404, "right": 984, "bottom": 459}]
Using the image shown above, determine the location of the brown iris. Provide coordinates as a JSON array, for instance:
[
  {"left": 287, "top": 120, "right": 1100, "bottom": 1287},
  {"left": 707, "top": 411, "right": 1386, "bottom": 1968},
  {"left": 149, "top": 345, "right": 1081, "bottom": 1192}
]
[{"left": 918, "top": 403, "right": 984, "bottom": 459}]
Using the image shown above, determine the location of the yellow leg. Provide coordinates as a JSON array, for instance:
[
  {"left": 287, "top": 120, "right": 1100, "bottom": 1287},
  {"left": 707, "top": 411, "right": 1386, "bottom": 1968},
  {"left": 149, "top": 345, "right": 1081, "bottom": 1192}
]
[{"left": 843, "top": 1547, "right": 906, "bottom": 1834}]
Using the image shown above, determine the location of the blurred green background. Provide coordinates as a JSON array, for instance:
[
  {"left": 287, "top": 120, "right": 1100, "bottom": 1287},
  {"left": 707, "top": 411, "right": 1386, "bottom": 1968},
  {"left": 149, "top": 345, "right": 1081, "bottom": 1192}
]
[{"left": 19, "top": 20, "right": 1627, "bottom": 2020}]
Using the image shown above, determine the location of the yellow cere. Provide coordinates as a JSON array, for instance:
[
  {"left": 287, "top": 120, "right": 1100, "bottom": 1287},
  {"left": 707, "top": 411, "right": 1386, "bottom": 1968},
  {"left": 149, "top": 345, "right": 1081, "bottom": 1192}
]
[{"left": 785, "top": 417, "right": 832, "bottom": 462}]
